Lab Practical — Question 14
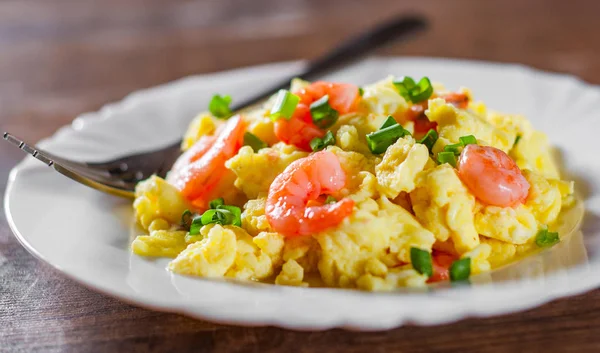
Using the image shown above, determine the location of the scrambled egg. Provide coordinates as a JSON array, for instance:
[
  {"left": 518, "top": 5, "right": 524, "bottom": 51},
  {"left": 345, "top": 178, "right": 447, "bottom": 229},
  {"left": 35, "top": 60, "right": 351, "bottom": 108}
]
[
  {"left": 360, "top": 76, "right": 408, "bottom": 118},
  {"left": 315, "top": 197, "right": 435, "bottom": 289},
  {"left": 131, "top": 77, "right": 578, "bottom": 291},
  {"left": 427, "top": 98, "right": 514, "bottom": 153},
  {"left": 375, "top": 136, "right": 430, "bottom": 198},
  {"left": 133, "top": 176, "right": 192, "bottom": 231},
  {"left": 410, "top": 164, "right": 479, "bottom": 254},
  {"left": 168, "top": 224, "right": 284, "bottom": 280}
]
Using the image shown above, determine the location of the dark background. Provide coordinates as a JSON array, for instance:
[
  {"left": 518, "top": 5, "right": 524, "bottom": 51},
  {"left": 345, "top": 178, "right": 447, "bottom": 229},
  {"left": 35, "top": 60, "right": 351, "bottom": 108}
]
[{"left": 2, "top": 0, "right": 600, "bottom": 352}]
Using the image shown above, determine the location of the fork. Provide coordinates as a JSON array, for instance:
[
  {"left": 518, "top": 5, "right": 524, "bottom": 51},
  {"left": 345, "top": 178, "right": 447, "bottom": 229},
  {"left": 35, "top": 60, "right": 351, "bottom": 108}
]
[{"left": 3, "top": 15, "right": 427, "bottom": 199}]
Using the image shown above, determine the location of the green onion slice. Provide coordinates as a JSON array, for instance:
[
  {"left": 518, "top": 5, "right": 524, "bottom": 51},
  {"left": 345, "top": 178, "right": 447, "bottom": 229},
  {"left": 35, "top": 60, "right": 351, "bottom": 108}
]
[
  {"left": 243, "top": 132, "right": 267, "bottom": 152},
  {"left": 270, "top": 89, "right": 300, "bottom": 121},
  {"left": 417, "top": 129, "right": 438, "bottom": 153},
  {"left": 410, "top": 247, "right": 433, "bottom": 277},
  {"left": 393, "top": 76, "right": 417, "bottom": 102},
  {"left": 443, "top": 143, "right": 462, "bottom": 155},
  {"left": 459, "top": 135, "right": 477, "bottom": 146},
  {"left": 181, "top": 209, "right": 193, "bottom": 229},
  {"left": 437, "top": 151, "right": 457, "bottom": 167},
  {"left": 209, "top": 198, "right": 224, "bottom": 209},
  {"left": 216, "top": 205, "right": 242, "bottom": 227},
  {"left": 358, "top": 87, "right": 364, "bottom": 96},
  {"left": 366, "top": 124, "right": 411, "bottom": 154},
  {"left": 535, "top": 228, "right": 560, "bottom": 247},
  {"left": 189, "top": 215, "right": 203, "bottom": 235},
  {"left": 442, "top": 135, "right": 478, "bottom": 157},
  {"left": 450, "top": 258, "right": 471, "bottom": 281},
  {"left": 310, "top": 95, "right": 339, "bottom": 129},
  {"left": 514, "top": 135, "right": 522, "bottom": 146},
  {"left": 200, "top": 209, "right": 235, "bottom": 226},
  {"left": 310, "top": 131, "right": 336, "bottom": 152},
  {"left": 380, "top": 116, "right": 398, "bottom": 129},
  {"left": 393, "top": 76, "right": 434, "bottom": 103},
  {"left": 325, "top": 196, "right": 337, "bottom": 204},
  {"left": 209, "top": 94, "right": 232, "bottom": 119}
]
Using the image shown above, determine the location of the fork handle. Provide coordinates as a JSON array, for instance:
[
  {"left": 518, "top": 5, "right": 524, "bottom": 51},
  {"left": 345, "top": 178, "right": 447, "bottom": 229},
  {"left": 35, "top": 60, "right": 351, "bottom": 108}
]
[{"left": 229, "top": 14, "right": 428, "bottom": 112}]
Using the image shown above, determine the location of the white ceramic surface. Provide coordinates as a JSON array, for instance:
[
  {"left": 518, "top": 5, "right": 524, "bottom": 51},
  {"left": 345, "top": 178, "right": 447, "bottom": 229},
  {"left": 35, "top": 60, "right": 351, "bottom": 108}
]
[{"left": 5, "top": 57, "right": 600, "bottom": 331}]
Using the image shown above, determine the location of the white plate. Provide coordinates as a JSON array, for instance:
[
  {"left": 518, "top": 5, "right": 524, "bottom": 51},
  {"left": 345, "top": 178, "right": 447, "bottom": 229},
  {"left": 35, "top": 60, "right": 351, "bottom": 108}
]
[{"left": 5, "top": 57, "right": 600, "bottom": 331}]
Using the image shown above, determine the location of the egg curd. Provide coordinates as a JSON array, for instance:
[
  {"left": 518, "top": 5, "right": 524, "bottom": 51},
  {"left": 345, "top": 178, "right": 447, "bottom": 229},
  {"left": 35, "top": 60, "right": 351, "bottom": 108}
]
[{"left": 131, "top": 76, "right": 578, "bottom": 291}]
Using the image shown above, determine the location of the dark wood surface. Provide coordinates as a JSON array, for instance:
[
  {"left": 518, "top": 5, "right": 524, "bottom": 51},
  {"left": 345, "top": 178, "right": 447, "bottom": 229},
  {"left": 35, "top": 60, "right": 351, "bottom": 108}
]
[{"left": 2, "top": 0, "right": 600, "bottom": 352}]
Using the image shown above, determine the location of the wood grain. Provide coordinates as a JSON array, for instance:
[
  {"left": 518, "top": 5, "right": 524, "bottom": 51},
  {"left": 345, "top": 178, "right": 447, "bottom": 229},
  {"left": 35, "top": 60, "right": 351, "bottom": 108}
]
[{"left": 1, "top": 0, "right": 600, "bottom": 352}]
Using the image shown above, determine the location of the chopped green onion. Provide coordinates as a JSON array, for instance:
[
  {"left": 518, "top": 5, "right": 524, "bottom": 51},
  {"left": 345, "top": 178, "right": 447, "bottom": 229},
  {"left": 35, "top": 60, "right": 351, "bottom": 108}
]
[
  {"left": 216, "top": 205, "right": 242, "bottom": 227},
  {"left": 310, "top": 95, "right": 339, "bottom": 129},
  {"left": 393, "top": 76, "right": 434, "bottom": 103},
  {"left": 310, "top": 131, "right": 336, "bottom": 152},
  {"left": 209, "top": 94, "right": 232, "bottom": 119},
  {"left": 209, "top": 198, "right": 224, "bottom": 209},
  {"left": 514, "top": 135, "right": 522, "bottom": 146},
  {"left": 535, "top": 228, "right": 560, "bottom": 247},
  {"left": 270, "top": 89, "right": 300, "bottom": 121},
  {"left": 441, "top": 135, "right": 477, "bottom": 157},
  {"left": 459, "top": 135, "right": 477, "bottom": 146},
  {"left": 358, "top": 87, "right": 364, "bottom": 96},
  {"left": 366, "top": 124, "right": 411, "bottom": 154},
  {"left": 393, "top": 76, "right": 416, "bottom": 101},
  {"left": 417, "top": 129, "right": 438, "bottom": 153},
  {"left": 410, "top": 247, "right": 433, "bottom": 277},
  {"left": 200, "top": 209, "right": 235, "bottom": 226},
  {"left": 181, "top": 209, "right": 193, "bottom": 229},
  {"left": 450, "top": 258, "right": 471, "bottom": 281},
  {"left": 325, "top": 196, "right": 337, "bottom": 204},
  {"left": 443, "top": 143, "right": 462, "bottom": 155},
  {"left": 243, "top": 132, "right": 267, "bottom": 152},
  {"left": 437, "top": 151, "right": 457, "bottom": 167},
  {"left": 380, "top": 116, "right": 398, "bottom": 129},
  {"left": 189, "top": 215, "right": 203, "bottom": 235}
]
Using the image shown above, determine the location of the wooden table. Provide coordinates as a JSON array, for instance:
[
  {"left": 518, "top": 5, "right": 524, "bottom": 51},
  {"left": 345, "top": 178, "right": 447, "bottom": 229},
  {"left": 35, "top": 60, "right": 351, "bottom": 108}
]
[{"left": 2, "top": 0, "right": 600, "bottom": 351}]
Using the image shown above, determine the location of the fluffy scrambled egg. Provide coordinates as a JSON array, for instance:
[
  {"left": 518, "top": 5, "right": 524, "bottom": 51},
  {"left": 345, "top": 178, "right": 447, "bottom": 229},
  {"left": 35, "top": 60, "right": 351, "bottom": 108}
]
[
  {"left": 131, "top": 76, "right": 578, "bottom": 291},
  {"left": 410, "top": 164, "right": 479, "bottom": 254}
]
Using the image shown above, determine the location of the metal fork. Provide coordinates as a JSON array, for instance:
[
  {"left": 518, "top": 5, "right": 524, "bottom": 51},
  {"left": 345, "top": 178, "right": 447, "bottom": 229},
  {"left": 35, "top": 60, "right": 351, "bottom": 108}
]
[{"left": 3, "top": 15, "right": 427, "bottom": 199}]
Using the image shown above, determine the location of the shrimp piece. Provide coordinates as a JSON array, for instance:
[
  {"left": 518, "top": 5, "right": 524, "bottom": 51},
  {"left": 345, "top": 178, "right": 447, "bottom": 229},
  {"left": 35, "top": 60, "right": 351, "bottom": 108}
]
[
  {"left": 170, "top": 134, "right": 217, "bottom": 173},
  {"left": 274, "top": 81, "right": 360, "bottom": 151},
  {"left": 274, "top": 104, "right": 324, "bottom": 151},
  {"left": 167, "top": 115, "right": 246, "bottom": 209},
  {"left": 428, "top": 252, "right": 455, "bottom": 283},
  {"left": 439, "top": 92, "right": 469, "bottom": 109},
  {"left": 457, "top": 144, "right": 530, "bottom": 207},
  {"left": 172, "top": 121, "right": 230, "bottom": 171},
  {"left": 265, "top": 150, "right": 355, "bottom": 237}
]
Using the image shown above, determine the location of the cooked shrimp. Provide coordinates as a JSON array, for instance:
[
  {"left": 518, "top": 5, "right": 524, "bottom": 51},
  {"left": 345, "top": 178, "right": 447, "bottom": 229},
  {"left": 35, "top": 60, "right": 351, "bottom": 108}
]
[
  {"left": 457, "top": 144, "right": 530, "bottom": 207},
  {"left": 274, "top": 81, "right": 360, "bottom": 151},
  {"left": 405, "top": 102, "right": 437, "bottom": 138},
  {"left": 273, "top": 104, "right": 325, "bottom": 151},
  {"left": 265, "top": 150, "right": 355, "bottom": 236},
  {"left": 167, "top": 115, "right": 246, "bottom": 209},
  {"left": 171, "top": 134, "right": 217, "bottom": 173},
  {"left": 428, "top": 252, "right": 455, "bottom": 283},
  {"left": 439, "top": 92, "right": 469, "bottom": 109}
]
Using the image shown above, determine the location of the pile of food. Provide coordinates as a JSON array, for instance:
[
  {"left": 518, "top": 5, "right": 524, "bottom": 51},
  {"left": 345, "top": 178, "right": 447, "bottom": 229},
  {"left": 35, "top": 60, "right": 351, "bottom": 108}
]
[{"left": 130, "top": 75, "right": 575, "bottom": 291}]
